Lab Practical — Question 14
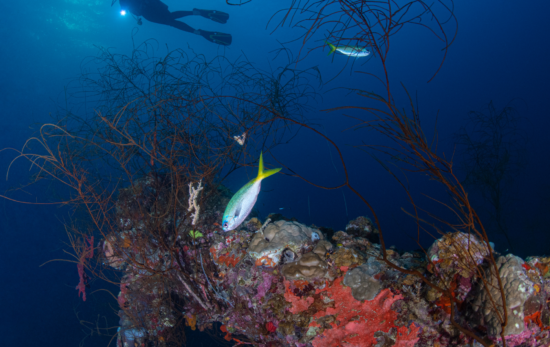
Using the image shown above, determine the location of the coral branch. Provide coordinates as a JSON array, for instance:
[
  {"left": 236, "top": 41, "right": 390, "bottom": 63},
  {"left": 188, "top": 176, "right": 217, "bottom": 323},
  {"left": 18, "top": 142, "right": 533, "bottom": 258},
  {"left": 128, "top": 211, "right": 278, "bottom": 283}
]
[
  {"left": 176, "top": 273, "right": 212, "bottom": 311},
  {"left": 188, "top": 180, "right": 203, "bottom": 225}
]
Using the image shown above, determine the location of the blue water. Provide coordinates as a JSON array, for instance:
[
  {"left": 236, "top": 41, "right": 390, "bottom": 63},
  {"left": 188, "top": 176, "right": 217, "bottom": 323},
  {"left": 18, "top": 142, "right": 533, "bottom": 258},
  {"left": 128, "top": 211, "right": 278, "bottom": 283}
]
[{"left": 1, "top": 0, "right": 549, "bottom": 346}]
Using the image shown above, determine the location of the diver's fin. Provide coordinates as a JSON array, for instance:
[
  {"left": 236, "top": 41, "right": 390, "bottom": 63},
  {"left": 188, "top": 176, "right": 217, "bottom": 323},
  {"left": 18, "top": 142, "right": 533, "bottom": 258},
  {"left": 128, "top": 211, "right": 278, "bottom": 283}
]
[
  {"left": 257, "top": 152, "right": 282, "bottom": 181},
  {"left": 194, "top": 9, "right": 230, "bottom": 24},
  {"left": 326, "top": 41, "right": 337, "bottom": 56},
  {"left": 197, "top": 30, "right": 233, "bottom": 46}
]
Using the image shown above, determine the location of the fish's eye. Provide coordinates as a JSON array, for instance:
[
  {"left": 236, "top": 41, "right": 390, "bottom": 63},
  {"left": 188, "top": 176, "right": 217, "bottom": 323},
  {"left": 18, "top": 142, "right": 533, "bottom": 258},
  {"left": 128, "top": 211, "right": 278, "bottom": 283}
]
[{"left": 223, "top": 222, "right": 228, "bottom": 228}]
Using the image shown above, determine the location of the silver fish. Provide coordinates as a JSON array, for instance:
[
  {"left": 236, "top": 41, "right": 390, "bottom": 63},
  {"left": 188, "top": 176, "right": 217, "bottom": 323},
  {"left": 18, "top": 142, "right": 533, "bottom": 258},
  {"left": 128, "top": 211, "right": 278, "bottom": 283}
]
[
  {"left": 326, "top": 41, "right": 371, "bottom": 58},
  {"left": 222, "top": 152, "right": 281, "bottom": 231}
]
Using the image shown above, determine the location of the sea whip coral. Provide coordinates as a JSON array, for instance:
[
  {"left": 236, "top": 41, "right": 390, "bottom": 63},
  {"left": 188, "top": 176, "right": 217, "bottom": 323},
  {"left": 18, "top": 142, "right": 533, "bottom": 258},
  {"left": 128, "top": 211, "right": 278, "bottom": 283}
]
[{"left": 76, "top": 236, "right": 94, "bottom": 301}]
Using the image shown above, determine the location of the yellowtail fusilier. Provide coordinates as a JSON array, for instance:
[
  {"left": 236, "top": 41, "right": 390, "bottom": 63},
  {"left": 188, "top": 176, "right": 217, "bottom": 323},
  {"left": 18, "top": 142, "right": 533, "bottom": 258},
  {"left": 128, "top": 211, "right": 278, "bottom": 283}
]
[
  {"left": 326, "top": 41, "right": 371, "bottom": 58},
  {"left": 222, "top": 152, "right": 281, "bottom": 231}
]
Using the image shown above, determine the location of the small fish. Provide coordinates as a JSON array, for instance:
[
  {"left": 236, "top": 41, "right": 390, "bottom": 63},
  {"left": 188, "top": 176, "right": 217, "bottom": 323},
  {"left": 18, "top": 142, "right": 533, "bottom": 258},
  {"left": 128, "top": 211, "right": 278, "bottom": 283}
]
[
  {"left": 326, "top": 41, "right": 371, "bottom": 58},
  {"left": 222, "top": 152, "right": 281, "bottom": 231}
]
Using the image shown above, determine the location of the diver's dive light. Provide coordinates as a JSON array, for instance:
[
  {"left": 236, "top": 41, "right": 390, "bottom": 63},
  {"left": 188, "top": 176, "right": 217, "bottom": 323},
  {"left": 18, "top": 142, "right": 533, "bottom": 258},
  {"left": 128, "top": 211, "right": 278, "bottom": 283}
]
[{"left": 120, "top": 10, "right": 126, "bottom": 15}]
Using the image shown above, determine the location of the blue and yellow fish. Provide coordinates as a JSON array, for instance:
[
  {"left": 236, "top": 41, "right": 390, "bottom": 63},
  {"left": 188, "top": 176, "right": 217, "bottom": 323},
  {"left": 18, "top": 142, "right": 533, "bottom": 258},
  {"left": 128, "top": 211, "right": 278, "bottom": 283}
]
[{"left": 222, "top": 152, "right": 281, "bottom": 231}]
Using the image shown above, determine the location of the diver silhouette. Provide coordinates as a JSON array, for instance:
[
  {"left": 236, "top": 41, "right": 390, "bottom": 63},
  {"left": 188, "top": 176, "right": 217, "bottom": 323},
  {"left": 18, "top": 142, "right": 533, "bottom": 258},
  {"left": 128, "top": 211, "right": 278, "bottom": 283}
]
[{"left": 118, "top": 0, "right": 232, "bottom": 46}]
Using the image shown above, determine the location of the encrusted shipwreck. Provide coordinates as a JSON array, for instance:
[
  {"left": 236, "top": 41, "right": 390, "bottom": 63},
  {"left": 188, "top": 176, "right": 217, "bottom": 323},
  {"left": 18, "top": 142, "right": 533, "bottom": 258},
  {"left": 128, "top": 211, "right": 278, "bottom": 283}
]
[{"left": 104, "top": 178, "right": 550, "bottom": 347}]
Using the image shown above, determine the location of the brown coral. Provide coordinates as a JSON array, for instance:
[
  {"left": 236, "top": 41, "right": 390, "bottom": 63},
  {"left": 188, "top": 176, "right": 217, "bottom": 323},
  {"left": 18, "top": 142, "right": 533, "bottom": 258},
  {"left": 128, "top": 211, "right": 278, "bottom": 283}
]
[
  {"left": 332, "top": 247, "right": 365, "bottom": 268},
  {"left": 248, "top": 220, "right": 325, "bottom": 266},
  {"left": 282, "top": 252, "right": 329, "bottom": 280},
  {"left": 312, "top": 240, "right": 333, "bottom": 258}
]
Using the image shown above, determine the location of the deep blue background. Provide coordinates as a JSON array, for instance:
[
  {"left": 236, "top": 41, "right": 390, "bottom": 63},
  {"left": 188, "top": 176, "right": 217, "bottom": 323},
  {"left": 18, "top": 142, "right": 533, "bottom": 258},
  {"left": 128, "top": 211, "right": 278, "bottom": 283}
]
[{"left": 1, "top": 1, "right": 549, "bottom": 346}]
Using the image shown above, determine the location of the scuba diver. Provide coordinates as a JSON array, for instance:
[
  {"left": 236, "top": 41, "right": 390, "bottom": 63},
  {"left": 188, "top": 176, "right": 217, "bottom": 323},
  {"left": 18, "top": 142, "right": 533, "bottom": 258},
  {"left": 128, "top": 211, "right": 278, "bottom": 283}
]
[{"left": 116, "top": 0, "right": 232, "bottom": 46}]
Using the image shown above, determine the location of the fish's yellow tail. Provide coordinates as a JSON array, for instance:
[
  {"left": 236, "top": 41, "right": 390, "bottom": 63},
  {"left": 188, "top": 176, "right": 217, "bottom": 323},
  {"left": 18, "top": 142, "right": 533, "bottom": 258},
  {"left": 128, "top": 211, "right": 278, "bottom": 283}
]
[
  {"left": 326, "top": 41, "right": 337, "bottom": 56},
  {"left": 257, "top": 152, "right": 281, "bottom": 181}
]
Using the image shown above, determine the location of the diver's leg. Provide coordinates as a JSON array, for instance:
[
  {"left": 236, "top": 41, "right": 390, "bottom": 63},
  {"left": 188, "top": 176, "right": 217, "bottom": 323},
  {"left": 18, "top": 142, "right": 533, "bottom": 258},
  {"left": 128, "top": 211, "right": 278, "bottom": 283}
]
[
  {"left": 142, "top": 2, "right": 231, "bottom": 46},
  {"left": 170, "top": 10, "right": 229, "bottom": 23},
  {"left": 165, "top": 19, "right": 194, "bottom": 33},
  {"left": 142, "top": 6, "right": 194, "bottom": 32},
  {"left": 164, "top": 20, "right": 232, "bottom": 45},
  {"left": 171, "top": 10, "right": 193, "bottom": 19}
]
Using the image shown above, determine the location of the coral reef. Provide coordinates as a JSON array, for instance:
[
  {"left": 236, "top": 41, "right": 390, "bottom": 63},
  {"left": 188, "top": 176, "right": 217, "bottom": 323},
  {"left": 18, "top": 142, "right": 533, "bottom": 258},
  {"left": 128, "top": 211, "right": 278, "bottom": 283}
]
[{"left": 102, "top": 178, "right": 550, "bottom": 347}]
